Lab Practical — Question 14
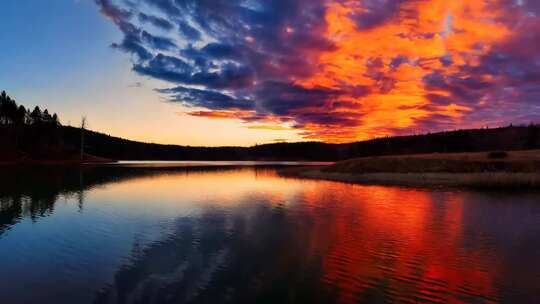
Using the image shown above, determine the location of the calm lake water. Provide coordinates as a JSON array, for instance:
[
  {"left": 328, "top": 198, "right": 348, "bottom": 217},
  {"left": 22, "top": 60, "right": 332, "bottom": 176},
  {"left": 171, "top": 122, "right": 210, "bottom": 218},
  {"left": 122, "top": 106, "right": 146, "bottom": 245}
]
[{"left": 1, "top": 163, "right": 539, "bottom": 304}]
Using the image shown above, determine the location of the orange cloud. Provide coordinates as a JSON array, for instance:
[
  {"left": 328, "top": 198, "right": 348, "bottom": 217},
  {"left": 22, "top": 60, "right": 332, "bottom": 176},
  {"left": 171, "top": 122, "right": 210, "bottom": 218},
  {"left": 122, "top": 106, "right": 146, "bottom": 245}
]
[
  {"left": 185, "top": 110, "right": 254, "bottom": 120},
  {"left": 102, "top": 0, "right": 540, "bottom": 144},
  {"left": 294, "top": 0, "right": 511, "bottom": 142},
  {"left": 247, "top": 125, "right": 293, "bottom": 131}
]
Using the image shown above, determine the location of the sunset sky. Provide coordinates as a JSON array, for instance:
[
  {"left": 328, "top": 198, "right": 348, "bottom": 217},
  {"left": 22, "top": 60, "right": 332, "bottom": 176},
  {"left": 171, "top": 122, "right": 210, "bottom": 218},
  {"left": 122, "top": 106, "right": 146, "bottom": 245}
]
[{"left": 2, "top": 0, "right": 540, "bottom": 146}]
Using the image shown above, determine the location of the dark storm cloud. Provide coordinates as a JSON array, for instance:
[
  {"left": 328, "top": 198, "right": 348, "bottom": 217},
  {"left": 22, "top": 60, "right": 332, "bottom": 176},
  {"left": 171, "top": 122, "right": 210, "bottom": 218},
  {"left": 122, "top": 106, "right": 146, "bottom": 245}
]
[
  {"left": 138, "top": 13, "right": 174, "bottom": 31},
  {"left": 96, "top": 0, "right": 131, "bottom": 23},
  {"left": 95, "top": 0, "right": 540, "bottom": 141},
  {"left": 419, "top": 4, "right": 540, "bottom": 128},
  {"left": 111, "top": 36, "right": 152, "bottom": 61},
  {"left": 94, "top": 0, "right": 340, "bottom": 127},
  {"left": 142, "top": 0, "right": 180, "bottom": 16},
  {"left": 157, "top": 86, "right": 252, "bottom": 110},
  {"left": 348, "top": 0, "right": 416, "bottom": 29},
  {"left": 134, "top": 60, "right": 255, "bottom": 89},
  {"left": 140, "top": 31, "right": 177, "bottom": 50},
  {"left": 254, "top": 81, "right": 339, "bottom": 115},
  {"left": 178, "top": 21, "right": 201, "bottom": 40},
  {"left": 96, "top": 0, "right": 154, "bottom": 61},
  {"left": 390, "top": 55, "right": 409, "bottom": 70},
  {"left": 296, "top": 111, "right": 359, "bottom": 127}
]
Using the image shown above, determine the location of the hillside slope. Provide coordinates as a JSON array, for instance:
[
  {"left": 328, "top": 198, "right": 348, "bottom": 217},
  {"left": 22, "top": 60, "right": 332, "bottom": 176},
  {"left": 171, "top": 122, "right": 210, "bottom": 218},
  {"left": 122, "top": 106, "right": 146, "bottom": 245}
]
[
  {"left": 1, "top": 124, "right": 540, "bottom": 162},
  {"left": 61, "top": 124, "right": 540, "bottom": 161}
]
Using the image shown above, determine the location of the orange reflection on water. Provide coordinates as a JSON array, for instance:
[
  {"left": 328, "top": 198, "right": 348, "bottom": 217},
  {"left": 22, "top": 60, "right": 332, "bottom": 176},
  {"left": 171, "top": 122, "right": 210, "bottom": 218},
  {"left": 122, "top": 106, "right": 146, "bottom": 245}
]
[
  {"left": 91, "top": 168, "right": 501, "bottom": 302},
  {"left": 92, "top": 168, "right": 303, "bottom": 211},
  {"left": 3, "top": 167, "right": 539, "bottom": 303},
  {"left": 294, "top": 181, "right": 499, "bottom": 303}
]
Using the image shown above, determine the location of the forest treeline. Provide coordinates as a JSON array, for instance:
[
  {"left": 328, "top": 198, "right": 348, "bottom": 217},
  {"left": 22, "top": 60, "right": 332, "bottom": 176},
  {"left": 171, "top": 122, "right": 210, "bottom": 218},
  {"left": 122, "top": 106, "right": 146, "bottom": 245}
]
[
  {"left": 61, "top": 123, "right": 540, "bottom": 161},
  {"left": 0, "top": 91, "right": 60, "bottom": 126},
  {"left": 1, "top": 89, "right": 539, "bottom": 162},
  {"left": 0, "top": 91, "right": 68, "bottom": 161}
]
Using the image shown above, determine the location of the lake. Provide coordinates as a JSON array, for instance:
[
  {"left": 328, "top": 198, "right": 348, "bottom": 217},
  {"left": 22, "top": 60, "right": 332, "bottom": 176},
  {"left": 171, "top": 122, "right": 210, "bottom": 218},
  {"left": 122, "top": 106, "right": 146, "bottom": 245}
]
[{"left": 1, "top": 163, "right": 539, "bottom": 303}]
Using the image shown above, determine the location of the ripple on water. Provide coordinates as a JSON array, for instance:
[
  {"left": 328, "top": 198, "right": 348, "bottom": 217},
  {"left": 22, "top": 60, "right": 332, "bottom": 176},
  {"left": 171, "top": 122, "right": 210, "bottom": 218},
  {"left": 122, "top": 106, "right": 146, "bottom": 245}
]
[{"left": 1, "top": 167, "right": 540, "bottom": 303}]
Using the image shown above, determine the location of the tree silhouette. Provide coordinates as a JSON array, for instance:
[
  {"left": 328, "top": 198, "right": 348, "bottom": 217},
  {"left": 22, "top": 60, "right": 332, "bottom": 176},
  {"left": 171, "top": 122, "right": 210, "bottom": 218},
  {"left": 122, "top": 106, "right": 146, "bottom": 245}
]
[
  {"left": 52, "top": 113, "right": 59, "bottom": 125},
  {"left": 0, "top": 90, "right": 61, "bottom": 126},
  {"left": 0, "top": 91, "right": 18, "bottom": 124},
  {"left": 15, "top": 105, "right": 27, "bottom": 124},
  {"left": 30, "top": 106, "right": 42, "bottom": 124},
  {"left": 43, "top": 109, "right": 52, "bottom": 123}
]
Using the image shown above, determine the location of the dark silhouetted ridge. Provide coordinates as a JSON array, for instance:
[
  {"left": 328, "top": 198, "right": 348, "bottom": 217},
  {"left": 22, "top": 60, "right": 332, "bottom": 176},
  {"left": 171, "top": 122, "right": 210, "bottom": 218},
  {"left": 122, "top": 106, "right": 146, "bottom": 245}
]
[{"left": 1, "top": 90, "right": 539, "bottom": 162}]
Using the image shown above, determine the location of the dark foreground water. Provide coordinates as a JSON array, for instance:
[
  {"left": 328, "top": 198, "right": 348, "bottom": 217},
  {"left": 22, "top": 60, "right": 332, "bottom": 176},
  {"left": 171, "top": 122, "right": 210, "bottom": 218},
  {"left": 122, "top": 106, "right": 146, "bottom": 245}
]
[{"left": 1, "top": 163, "right": 539, "bottom": 304}]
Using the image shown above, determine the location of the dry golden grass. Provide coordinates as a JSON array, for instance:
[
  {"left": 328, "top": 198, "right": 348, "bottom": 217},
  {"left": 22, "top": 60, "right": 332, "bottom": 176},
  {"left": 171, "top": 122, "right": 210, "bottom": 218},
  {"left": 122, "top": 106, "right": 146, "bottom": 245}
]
[
  {"left": 280, "top": 150, "right": 540, "bottom": 189},
  {"left": 325, "top": 150, "right": 540, "bottom": 174}
]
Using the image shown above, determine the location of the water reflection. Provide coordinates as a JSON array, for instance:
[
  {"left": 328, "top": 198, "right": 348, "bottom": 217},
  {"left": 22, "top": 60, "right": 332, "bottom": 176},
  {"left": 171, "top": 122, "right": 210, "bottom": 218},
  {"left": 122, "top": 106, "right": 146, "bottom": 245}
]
[
  {"left": 0, "top": 165, "right": 286, "bottom": 235},
  {"left": 0, "top": 165, "right": 539, "bottom": 303}
]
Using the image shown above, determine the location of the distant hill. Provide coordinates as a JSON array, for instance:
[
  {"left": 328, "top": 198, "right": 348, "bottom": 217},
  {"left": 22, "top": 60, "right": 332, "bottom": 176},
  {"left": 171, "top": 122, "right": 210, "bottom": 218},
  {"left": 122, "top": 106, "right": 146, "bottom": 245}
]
[
  {"left": 1, "top": 90, "right": 539, "bottom": 162},
  {"left": 68, "top": 124, "right": 540, "bottom": 161},
  {"left": 3, "top": 123, "right": 537, "bottom": 162}
]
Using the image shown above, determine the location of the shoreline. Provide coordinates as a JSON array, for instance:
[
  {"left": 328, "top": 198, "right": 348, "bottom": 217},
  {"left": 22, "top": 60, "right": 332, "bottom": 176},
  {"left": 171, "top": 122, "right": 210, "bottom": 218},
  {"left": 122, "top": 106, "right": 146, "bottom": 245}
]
[
  {"left": 0, "top": 161, "right": 115, "bottom": 166},
  {"left": 279, "top": 150, "right": 540, "bottom": 190},
  {"left": 279, "top": 167, "right": 540, "bottom": 190},
  {"left": 0, "top": 156, "right": 115, "bottom": 166}
]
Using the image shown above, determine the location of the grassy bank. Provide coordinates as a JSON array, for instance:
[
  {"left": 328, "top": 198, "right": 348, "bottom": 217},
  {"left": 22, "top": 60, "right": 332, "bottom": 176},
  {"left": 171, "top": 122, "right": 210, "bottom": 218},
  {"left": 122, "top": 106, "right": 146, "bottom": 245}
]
[{"left": 280, "top": 150, "right": 540, "bottom": 189}]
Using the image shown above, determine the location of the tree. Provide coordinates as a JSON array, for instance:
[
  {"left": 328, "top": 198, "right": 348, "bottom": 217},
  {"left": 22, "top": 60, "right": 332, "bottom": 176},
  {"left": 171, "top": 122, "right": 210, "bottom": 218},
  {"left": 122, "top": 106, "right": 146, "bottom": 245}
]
[
  {"left": 0, "top": 91, "right": 5, "bottom": 124},
  {"left": 0, "top": 91, "right": 7, "bottom": 122},
  {"left": 31, "top": 106, "right": 42, "bottom": 124},
  {"left": 0, "top": 90, "right": 62, "bottom": 126},
  {"left": 0, "top": 92, "right": 17, "bottom": 124},
  {"left": 15, "top": 105, "right": 27, "bottom": 124},
  {"left": 80, "top": 116, "right": 87, "bottom": 161},
  {"left": 52, "top": 113, "right": 60, "bottom": 125},
  {"left": 43, "top": 109, "right": 52, "bottom": 123}
]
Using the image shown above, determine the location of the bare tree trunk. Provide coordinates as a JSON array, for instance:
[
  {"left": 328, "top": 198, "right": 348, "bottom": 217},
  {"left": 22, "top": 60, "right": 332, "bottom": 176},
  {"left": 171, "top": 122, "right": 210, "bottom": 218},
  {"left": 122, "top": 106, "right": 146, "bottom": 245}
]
[{"left": 80, "top": 116, "right": 86, "bottom": 162}]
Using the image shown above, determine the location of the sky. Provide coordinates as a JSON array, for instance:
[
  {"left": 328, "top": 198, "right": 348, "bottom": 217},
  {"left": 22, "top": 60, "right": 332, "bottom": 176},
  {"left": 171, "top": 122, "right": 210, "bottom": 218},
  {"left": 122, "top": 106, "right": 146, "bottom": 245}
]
[{"left": 2, "top": 0, "right": 540, "bottom": 146}]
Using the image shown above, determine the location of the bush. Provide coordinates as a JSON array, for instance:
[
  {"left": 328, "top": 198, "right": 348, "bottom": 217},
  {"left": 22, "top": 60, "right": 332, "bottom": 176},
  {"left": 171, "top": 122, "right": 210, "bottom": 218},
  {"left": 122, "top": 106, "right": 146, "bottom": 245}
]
[{"left": 488, "top": 151, "right": 508, "bottom": 159}]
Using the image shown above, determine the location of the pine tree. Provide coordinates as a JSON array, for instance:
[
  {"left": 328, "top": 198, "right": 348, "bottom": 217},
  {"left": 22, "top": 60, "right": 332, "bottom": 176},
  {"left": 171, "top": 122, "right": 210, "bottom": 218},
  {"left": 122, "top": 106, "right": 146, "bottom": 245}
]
[
  {"left": 52, "top": 113, "right": 59, "bottom": 125},
  {"left": 15, "top": 105, "right": 27, "bottom": 124},
  {"left": 31, "top": 106, "right": 42, "bottom": 124},
  {"left": 43, "top": 109, "right": 52, "bottom": 123}
]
